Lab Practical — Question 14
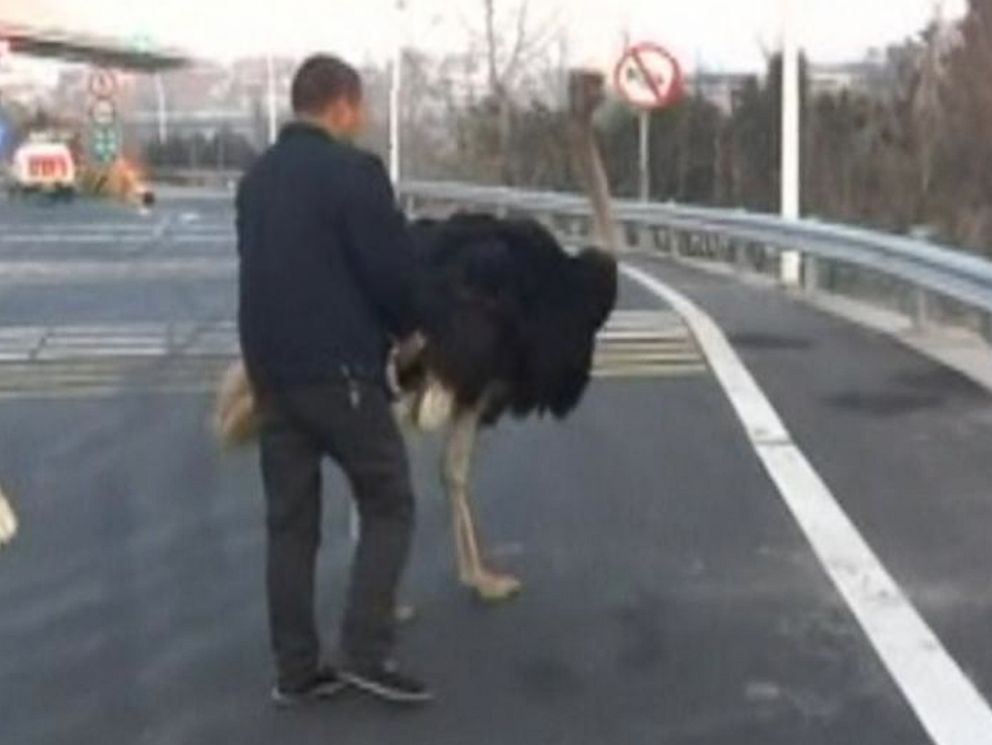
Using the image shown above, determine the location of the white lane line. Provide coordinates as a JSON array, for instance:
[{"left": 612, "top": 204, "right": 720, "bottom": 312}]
[
  {"left": 620, "top": 263, "right": 992, "bottom": 745},
  {"left": 0, "top": 484, "right": 16, "bottom": 547}
]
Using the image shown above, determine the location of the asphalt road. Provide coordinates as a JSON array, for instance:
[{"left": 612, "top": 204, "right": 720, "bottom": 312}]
[{"left": 0, "top": 193, "right": 989, "bottom": 744}]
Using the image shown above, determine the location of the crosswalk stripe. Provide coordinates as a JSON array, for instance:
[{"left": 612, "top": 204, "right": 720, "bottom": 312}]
[
  {"left": 0, "top": 259, "right": 236, "bottom": 284},
  {"left": 0, "top": 310, "right": 705, "bottom": 399},
  {"left": 595, "top": 310, "right": 705, "bottom": 378}
]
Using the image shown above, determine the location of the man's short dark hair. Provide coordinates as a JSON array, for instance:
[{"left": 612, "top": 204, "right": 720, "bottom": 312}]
[{"left": 291, "top": 54, "right": 362, "bottom": 115}]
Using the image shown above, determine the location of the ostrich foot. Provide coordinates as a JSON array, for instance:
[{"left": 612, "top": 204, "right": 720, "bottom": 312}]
[
  {"left": 0, "top": 492, "right": 18, "bottom": 547},
  {"left": 464, "top": 570, "right": 522, "bottom": 603}
]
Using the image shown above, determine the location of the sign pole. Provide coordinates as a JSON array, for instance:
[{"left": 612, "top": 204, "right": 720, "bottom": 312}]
[
  {"left": 154, "top": 73, "right": 168, "bottom": 144},
  {"left": 638, "top": 109, "right": 650, "bottom": 201},
  {"left": 266, "top": 53, "right": 278, "bottom": 146}
]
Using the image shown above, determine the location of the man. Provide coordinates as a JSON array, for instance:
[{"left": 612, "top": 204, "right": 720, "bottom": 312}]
[{"left": 236, "top": 54, "right": 431, "bottom": 705}]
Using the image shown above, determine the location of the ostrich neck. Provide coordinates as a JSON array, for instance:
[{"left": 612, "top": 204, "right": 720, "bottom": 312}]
[{"left": 572, "top": 120, "right": 619, "bottom": 256}]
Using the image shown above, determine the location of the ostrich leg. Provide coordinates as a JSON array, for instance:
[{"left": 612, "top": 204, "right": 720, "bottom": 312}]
[
  {"left": 0, "top": 487, "right": 17, "bottom": 547},
  {"left": 442, "top": 404, "right": 522, "bottom": 602}
]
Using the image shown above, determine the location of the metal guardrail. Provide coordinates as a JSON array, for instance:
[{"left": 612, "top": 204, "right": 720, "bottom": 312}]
[
  {"left": 150, "top": 168, "right": 241, "bottom": 189},
  {"left": 398, "top": 181, "right": 992, "bottom": 338}
]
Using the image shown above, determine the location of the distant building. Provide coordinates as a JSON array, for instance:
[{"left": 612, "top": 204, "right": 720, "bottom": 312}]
[
  {"left": 123, "top": 57, "right": 299, "bottom": 147},
  {"left": 808, "top": 61, "right": 881, "bottom": 97},
  {"left": 0, "top": 58, "right": 58, "bottom": 109},
  {"left": 687, "top": 72, "right": 754, "bottom": 113},
  {"left": 686, "top": 59, "right": 893, "bottom": 112}
]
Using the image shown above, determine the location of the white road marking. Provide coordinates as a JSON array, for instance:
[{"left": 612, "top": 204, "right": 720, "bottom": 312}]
[
  {"left": 0, "top": 234, "right": 153, "bottom": 245},
  {"left": 621, "top": 263, "right": 992, "bottom": 745},
  {"left": 0, "top": 315, "right": 690, "bottom": 363},
  {"left": 172, "top": 235, "right": 235, "bottom": 244},
  {"left": 0, "top": 311, "right": 700, "bottom": 399},
  {"left": 0, "top": 221, "right": 231, "bottom": 233},
  {"left": 0, "top": 259, "right": 235, "bottom": 284},
  {"left": 0, "top": 486, "right": 17, "bottom": 547},
  {"left": 0, "top": 321, "right": 237, "bottom": 361},
  {"left": 0, "top": 232, "right": 233, "bottom": 245},
  {"left": 152, "top": 215, "right": 174, "bottom": 241}
]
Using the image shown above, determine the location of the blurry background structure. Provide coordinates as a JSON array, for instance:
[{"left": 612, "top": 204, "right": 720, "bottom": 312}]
[{"left": 3, "top": 1, "right": 992, "bottom": 255}]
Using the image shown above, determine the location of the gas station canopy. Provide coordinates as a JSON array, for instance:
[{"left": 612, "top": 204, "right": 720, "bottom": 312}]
[{"left": 0, "top": 22, "right": 191, "bottom": 71}]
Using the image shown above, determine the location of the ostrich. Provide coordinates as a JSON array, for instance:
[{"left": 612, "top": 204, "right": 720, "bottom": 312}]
[{"left": 214, "top": 70, "right": 620, "bottom": 602}]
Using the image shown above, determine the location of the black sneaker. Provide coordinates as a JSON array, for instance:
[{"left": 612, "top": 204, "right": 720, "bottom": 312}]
[
  {"left": 341, "top": 660, "right": 434, "bottom": 704},
  {"left": 271, "top": 666, "right": 346, "bottom": 706}
]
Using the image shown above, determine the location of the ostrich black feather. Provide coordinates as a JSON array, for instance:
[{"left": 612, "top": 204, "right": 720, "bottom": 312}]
[{"left": 404, "top": 213, "right": 618, "bottom": 426}]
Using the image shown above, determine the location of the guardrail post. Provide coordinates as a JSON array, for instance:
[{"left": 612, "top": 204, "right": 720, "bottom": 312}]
[
  {"left": 802, "top": 255, "right": 819, "bottom": 294},
  {"left": 571, "top": 216, "right": 588, "bottom": 242},
  {"left": 658, "top": 229, "right": 671, "bottom": 254},
  {"left": 537, "top": 212, "right": 556, "bottom": 233},
  {"left": 636, "top": 225, "right": 656, "bottom": 251},
  {"left": 692, "top": 233, "right": 703, "bottom": 256},
  {"left": 912, "top": 288, "right": 932, "bottom": 333},
  {"left": 730, "top": 241, "right": 745, "bottom": 271},
  {"left": 559, "top": 215, "right": 586, "bottom": 245},
  {"left": 621, "top": 222, "right": 634, "bottom": 250},
  {"left": 980, "top": 312, "right": 992, "bottom": 346},
  {"left": 718, "top": 236, "right": 731, "bottom": 263}
]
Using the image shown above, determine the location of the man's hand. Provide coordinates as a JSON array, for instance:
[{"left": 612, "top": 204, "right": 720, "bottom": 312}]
[
  {"left": 387, "top": 332, "right": 427, "bottom": 395},
  {"left": 393, "top": 332, "right": 427, "bottom": 369}
]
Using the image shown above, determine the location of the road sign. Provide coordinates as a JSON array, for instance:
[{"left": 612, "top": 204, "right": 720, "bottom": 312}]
[
  {"left": 90, "top": 126, "right": 119, "bottom": 163},
  {"left": 613, "top": 43, "right": 683, "bottom": 202},
  {"left": 614, "top": 42, "right": 683, "bottom": 111},
  {"left": 88, "top": 70, "right": 118, "bottom": 98},
  {"left": 89, "top": 98, "right": 117, "bottom": 128}
]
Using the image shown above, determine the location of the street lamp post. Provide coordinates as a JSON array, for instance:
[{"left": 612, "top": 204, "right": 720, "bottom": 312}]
[
  {"left": 779, "top": 0, "right": 802, "bottom": 285},
  {"left": 388, "top": 0, "right": 406, "bottom": 185},
  {"left": 266, "top": 52, "right": 278, "bottom": 146},
  {"left": 154, "top": 73, "right": 168, "bottom": 144}
]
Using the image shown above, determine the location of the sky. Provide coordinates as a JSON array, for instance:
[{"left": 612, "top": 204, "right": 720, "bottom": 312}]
[{"left": 5, "top": 0, "right": 968, "bottom": 73}]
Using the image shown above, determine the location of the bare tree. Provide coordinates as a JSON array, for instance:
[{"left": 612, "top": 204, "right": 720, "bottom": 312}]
[{"left": 467, "top": 0, "right": 562, "bottom": 183}]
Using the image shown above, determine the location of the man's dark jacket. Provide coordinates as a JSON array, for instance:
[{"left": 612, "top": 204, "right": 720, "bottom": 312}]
[{"left": 236, "top": 121, "right": 419, "bottom": 391}]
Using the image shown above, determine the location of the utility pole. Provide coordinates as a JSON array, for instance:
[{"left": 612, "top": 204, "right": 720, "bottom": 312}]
[
  {"left": 638, "top": 111, "right": 650, "bottom": 201},
  {"left": 266, "top": 52, "right": 278, "bottom": 146},
  {"left": 154, "top": 73, "right": 168, "bottom": 143},
  {"left": 780, "top": 0, "right": 802, "bottom": 285},
  {"left": 388, "top": 0, "right": 406, "bottom": 184}
]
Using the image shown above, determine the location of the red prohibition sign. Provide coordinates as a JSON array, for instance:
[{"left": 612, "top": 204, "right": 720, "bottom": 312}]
[
  {"left": 88, "top": 69, "right": 118, "bottom": 98},
  {"left": 614, "top": 42, "right": 683, "bottom": 110}
]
